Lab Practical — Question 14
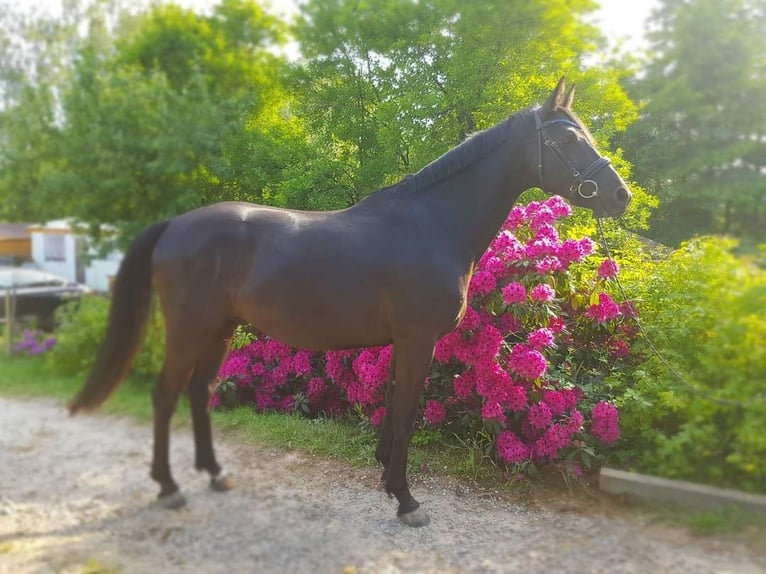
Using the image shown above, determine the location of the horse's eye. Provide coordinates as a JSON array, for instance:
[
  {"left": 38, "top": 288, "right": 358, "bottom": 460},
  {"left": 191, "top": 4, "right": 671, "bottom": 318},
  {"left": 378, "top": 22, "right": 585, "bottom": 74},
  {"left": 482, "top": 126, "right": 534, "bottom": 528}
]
[{"left": 563, "top": 130, "right": 578, "bottom": 144}]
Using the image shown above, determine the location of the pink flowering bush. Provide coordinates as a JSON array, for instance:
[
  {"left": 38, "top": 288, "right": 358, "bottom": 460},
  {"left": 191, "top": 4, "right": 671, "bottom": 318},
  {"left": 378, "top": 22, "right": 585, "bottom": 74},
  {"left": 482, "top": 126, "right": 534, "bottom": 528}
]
[{"left": 214, "top": 196, "right": 640, "bottom": 476}]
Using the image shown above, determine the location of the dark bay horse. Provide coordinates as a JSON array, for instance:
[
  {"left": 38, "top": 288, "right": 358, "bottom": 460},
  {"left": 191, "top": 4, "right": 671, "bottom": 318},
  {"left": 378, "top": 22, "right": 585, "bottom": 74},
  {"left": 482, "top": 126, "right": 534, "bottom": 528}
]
[{"left": 69, "top": 79, "right": 631, "bottom": 527}]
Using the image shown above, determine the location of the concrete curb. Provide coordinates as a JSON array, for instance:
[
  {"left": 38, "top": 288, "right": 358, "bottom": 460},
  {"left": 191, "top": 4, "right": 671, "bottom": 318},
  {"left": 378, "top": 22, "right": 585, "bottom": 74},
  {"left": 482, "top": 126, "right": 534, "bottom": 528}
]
[{"left": 599, "top": 467, "right": 766, "bottom": 516}]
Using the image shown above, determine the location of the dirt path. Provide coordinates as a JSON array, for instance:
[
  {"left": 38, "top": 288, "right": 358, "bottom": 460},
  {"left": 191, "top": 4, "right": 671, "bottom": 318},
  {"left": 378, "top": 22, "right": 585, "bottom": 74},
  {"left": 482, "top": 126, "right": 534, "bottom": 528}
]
[{"left": 1, "top": 397, "right": 764, "bottom": 574}]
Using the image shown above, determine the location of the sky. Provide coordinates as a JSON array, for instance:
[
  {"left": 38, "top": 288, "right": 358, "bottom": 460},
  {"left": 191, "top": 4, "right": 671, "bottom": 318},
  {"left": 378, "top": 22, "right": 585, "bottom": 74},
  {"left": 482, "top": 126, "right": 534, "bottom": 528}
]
[{"left": 19, "top": 0, "right": 661, "bottom": 55}]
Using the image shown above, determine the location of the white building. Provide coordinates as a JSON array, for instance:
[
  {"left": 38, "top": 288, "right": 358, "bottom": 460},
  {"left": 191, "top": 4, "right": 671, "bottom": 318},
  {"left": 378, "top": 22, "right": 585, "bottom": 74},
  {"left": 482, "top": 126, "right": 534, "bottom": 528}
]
[{"left": 28, "top": 220, "right": 123, "bottom": 293}]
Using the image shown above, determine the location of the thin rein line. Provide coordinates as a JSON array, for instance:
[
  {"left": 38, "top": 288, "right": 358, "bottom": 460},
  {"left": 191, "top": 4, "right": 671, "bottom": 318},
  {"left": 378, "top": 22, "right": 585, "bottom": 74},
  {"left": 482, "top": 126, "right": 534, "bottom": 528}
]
[{"left": 595, "top": 218, "right": 765, "bottom": 410}]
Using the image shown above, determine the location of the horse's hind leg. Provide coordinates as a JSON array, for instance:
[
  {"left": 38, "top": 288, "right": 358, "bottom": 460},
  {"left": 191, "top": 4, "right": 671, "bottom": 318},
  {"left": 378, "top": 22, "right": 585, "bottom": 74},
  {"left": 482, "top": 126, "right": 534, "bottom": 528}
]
[
  {"left": 375, "top": 353, "right": 396, "bottom": 482},
  {"left": 188, "top": 327, "right": 234, "bottom": 491},
  {"left": 151, "top": 337, "right": 196, "bottom": 508}
]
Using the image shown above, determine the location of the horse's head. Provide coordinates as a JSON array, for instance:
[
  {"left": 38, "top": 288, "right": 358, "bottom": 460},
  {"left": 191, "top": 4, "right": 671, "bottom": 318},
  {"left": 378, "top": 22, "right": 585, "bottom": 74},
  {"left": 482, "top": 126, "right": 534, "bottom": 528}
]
[{"left": 531, "top": 78, "right": 631, "bottom": 218}]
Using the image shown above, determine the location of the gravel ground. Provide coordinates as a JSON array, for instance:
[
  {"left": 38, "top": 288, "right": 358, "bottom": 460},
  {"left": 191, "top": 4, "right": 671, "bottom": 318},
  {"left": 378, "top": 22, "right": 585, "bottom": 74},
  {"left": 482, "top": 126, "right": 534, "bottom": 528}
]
[{"left": 1, "top": 396, "right": 764, "bottom": 574}]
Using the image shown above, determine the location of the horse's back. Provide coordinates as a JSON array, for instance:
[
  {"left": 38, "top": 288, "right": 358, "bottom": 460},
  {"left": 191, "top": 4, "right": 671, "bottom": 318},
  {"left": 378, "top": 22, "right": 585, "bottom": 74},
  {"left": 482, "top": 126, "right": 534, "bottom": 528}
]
[{"left": 150, "top": 200, "right": 466, "bottom": 349}]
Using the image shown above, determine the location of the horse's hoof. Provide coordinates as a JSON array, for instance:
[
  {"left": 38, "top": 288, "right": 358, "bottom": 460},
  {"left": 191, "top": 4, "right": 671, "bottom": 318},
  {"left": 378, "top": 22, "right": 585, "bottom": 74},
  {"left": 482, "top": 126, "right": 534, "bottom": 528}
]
[
  {"left": 398, "top": 506, "right": 430, "bottom": 527},
  {"left": 154, "top": 490, "right": 186, "bottom": 510},
  {"left": 210, "top": 471, "right": 235, "bottom": 492}
]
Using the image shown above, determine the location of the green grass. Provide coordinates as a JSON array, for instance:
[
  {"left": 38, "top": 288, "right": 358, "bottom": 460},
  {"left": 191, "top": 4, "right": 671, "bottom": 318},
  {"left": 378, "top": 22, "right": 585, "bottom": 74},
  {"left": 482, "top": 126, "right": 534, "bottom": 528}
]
[
  {"left": 214, "top": 407, "right": 378, "bottom": 466},
  {"left": 659, "top": 503, "right": 766, "bottom": 536},
  {"left": 0, "top": 354, "right": 186, "bottom": 424}
]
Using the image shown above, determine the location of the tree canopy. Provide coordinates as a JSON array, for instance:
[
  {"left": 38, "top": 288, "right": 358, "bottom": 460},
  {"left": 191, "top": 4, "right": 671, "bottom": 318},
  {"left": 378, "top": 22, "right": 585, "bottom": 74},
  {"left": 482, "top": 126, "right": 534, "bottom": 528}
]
[
  {"left": 0, "top": 0, "right": 653, "bottom": 239},
  {"left": 617, "top": 0, "right": 766, "bottom": 246}
]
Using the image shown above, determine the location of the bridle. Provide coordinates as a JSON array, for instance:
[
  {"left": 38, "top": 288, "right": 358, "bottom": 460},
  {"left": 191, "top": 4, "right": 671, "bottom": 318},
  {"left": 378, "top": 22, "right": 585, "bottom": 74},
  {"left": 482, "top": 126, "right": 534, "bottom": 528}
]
[{"left": 534, "top": 109, "right": 611, "bottom": 200}]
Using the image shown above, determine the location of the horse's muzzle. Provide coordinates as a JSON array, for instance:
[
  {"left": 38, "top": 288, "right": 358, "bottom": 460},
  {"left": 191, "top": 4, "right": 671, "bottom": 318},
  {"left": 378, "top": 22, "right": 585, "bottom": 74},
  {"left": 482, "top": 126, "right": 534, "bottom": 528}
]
[{"left": 596, "top": 186, "right": 632, "bottom": 218}]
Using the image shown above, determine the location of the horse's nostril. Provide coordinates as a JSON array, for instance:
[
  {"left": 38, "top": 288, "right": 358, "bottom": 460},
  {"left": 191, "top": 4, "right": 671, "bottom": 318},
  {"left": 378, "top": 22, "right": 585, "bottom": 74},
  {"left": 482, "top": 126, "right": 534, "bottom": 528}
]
[{"left": 617, "top": 187, "right": 631, "bottom": 205}]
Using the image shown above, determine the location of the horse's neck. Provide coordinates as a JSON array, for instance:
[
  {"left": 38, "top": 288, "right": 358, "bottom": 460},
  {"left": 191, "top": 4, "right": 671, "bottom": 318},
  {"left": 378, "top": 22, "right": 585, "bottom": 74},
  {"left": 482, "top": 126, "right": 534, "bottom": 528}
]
[{"left": 417, "top": 135, "right": 533, "bottom": 263}]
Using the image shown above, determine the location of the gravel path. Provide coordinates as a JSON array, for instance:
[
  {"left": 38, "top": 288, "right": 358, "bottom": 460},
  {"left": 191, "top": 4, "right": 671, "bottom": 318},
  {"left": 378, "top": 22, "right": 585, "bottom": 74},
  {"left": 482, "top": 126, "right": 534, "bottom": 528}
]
[{"left": 1, "top": 396, "right": 764, "bottom": 574}]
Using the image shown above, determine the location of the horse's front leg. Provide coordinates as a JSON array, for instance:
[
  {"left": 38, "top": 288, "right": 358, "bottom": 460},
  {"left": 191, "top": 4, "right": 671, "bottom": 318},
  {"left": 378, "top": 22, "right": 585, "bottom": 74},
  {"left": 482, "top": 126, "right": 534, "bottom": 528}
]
[{"left": 385, "top": 337, "right": 434, "bottom": 527}]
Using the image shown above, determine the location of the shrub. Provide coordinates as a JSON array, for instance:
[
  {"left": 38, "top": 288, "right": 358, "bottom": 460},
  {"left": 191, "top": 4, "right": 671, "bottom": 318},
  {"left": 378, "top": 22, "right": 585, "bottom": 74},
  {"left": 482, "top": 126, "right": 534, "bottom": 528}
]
[
  {"left": 47, "top": 295, "right": 165, "bottom": 380},
  {"left": 214, "top": 196, "right": 642, "bottom": 474},
  {"left": 615, "top": 237, "right": 766, "bottom": 492}
]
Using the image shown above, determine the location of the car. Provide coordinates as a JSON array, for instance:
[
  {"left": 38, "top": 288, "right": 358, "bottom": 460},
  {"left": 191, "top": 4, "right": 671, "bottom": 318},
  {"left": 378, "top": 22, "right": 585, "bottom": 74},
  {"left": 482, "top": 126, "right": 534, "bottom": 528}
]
[{"left": 0, "top": 267, "right": 92, "bottom": 329}]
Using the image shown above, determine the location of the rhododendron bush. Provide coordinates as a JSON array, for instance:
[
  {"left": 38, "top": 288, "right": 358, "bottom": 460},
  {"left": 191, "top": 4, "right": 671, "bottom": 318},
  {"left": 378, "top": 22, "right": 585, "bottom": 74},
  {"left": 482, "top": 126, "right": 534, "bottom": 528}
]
[{"left": 214, "top": 196, "right": 639, "bottom": 473}]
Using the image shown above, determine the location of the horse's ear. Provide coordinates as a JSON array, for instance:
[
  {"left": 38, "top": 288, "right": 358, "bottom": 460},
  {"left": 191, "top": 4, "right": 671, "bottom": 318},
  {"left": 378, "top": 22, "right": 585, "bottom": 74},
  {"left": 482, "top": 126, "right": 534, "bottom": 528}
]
[
  {"left": 542, "top": 77, "right": 567, "bottom": 114},
  {"left": 563, "top": 84, "right": 576, "bottom": 109}
]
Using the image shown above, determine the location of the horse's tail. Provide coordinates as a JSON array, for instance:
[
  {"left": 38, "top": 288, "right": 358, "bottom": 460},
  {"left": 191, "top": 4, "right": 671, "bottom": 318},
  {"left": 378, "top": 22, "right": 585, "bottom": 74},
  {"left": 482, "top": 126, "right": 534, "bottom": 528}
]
[{"left": 69, "top": 220, "right": 170, "bottom": 414}]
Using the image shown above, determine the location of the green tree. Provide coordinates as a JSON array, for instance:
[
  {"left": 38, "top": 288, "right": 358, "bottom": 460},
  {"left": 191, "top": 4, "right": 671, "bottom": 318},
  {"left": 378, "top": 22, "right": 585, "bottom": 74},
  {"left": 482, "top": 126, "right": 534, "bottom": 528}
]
[
  {"left": 0, "top": 0, "right": 90, "bottom": 221},
  {"left": 0, "top": 1, "right": 307, "bottom": 237},
  {"left": 291, "top": 0, "right": 647, "bottom": 218},
  {"left": 617, "top": 0, "right": 766, "bottom": 246}
]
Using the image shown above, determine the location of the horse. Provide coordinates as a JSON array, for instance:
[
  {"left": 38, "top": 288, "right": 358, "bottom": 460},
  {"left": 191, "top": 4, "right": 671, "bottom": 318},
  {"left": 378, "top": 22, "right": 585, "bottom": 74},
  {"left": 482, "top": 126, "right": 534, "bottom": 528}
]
[{"left": 69, "top": 78, "right": 631, "bottom": 527}]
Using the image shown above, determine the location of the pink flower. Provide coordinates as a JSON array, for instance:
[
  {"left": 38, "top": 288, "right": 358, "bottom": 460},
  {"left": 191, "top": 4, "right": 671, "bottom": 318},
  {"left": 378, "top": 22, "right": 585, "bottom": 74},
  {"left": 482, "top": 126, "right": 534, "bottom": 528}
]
[
  {"left": 481, "top": 255, "right": 507, "bottom": 278},
  {"left": 468, "top": 270, "right": 497, "bottom": 298},
  {"left": 545, "top": 195, "right": 572, "bottom": 218},
  {"left": 526, "top": 237, "right": 558, "bottom": 259},
  {"left": 507, "top": 344, "right": 547, "bottom": 380},
  {"left": 531, "top": 423, "right": 571, "bottom": 460},
  {"left": 542, "top": 390, "right": 567, "bottom": 416},
  {"left": 263, "top": 339, "right": 293, "bottom": 364},
  {"left": 547, "top": 316, "right": 566, "bottom": 334},
  {"left": 506, "top": 385, "right": 528, "bottom": 412},
  {"left": 434, "top": 331, "right": 461, "bottom": 363},
  {"left": 557, "top": 239, "right": 587, "bottom": 264},
  {"left": 585, "top": 292, "right": 622, "bottom": 323},
  {"left": 527, "top": 328, "right": 555, "bottom": 349},
  {"left": 578, "top": 237, "right": 595, "bottom": 257},
  {"left": 481, "top": 400, "right": 506, "bottom": 423},
  {"left": 562, "top": 387, "right": 583, "bottom": 409},
  {"left": 325, "top": 350, "right": 352, "bottom": 382},
  {"left": 530, "top": 284, "right": 555, "bottom": 302},
  {"left": 598, "top": 258, "right": 620, "bottom": 279},
  {"left": 527, "top": 401, "right": 553, "bottom": 431},
  {"left": 533, "top": 222, "right": 559, "bottom": 243},
  {"left": 458, "top": 306, "right": 481, "bottom": 331},
  {"left": 250, "top": 361, "right": 266, "bottom": 378},
  {"left": 424, "top": 400, "right": 447, "bottom": 425},
  {"left": 255, "top": 390, "right": 274, "bottom": 412},
  {"left": 491, "top": 230, "right": 520, "bottom": 254},
  {"left": 496, "top": 431, "right": 530, "bottom": 464},
  {"left": 504, "top": 206, "right": 526, "bottom": 230},
  {"left": 370, "top": 406, "right": 386, "bottom": 427},
  {"left": 290, "top": 351, "right": 313, "bottom": 376},
  {"left": 567, "top": 409, "right": 584, "bottom": 433},
  {"left": 501, "top": 281, "right": 527, "bottom": 304},
  {"left": 534, "top": 256, "right": 562, "bottom": 274},
  {"left": 218, "top": 349, "right": 250, "bottom": 380},
  {"left": 453, "top": 370, "right": 476, "bottom": 399},
  {"left": 530, "top": 207, "right": 556, "bottom": 230},
  {"left": 208, "top": 393, "right": 221, "bottom": 409},
  {"left": 609, "top": 339, "right": 631, "bottom": 359},
  {"left": 591, "top": 402, "right": 620, "bottom": 444},
  {"left": 307, "top": 377, "right": 326, "bottom": 398}
]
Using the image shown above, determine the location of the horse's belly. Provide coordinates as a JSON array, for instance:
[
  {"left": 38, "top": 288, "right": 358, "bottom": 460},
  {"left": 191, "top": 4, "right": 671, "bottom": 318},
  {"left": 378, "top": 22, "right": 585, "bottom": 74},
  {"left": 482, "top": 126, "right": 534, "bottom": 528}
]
[{"left": 237, "top": 278, "right": 392, "bottom": 351}]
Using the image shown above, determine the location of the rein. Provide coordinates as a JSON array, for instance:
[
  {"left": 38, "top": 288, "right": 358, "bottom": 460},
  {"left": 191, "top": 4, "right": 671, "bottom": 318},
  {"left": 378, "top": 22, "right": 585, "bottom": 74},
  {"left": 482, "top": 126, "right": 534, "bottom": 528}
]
[
  {"left": 596, "top": 219, "right": 765, "bottom": 411},
  {"left": 534, "top": 110, "right": 611, "bottom": 201}
]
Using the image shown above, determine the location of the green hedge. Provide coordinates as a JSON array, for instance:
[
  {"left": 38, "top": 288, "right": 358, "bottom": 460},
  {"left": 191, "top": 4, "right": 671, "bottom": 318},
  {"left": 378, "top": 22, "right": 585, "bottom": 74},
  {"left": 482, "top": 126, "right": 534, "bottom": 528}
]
[
  {"left": 46, "top": 295, "right": 165, "bottom": 380},
  {"left": 614, "top": 237, "right": 766, "bottom": 492}
]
